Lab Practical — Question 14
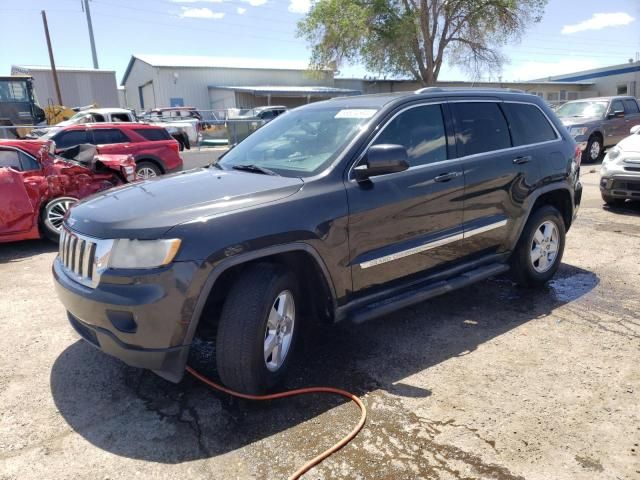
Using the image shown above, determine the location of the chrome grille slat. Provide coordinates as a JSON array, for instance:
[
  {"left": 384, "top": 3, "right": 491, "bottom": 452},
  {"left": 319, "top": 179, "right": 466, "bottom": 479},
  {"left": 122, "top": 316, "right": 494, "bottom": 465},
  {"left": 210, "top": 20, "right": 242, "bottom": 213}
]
[{"left": 57, "top": 228, "right": 108, "bottom": 289}]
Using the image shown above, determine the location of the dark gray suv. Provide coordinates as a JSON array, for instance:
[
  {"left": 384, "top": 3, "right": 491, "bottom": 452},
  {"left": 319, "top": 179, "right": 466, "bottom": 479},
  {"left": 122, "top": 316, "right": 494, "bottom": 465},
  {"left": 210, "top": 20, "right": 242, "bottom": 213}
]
[{"left": 54, "top": 88, "right": 582, "bottom": 394}]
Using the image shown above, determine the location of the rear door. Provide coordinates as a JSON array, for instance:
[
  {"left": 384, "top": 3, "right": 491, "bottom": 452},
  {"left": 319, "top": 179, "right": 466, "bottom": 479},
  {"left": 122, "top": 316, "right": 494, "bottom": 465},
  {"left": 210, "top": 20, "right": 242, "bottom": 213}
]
[
  {"left": 346, "top": 102, "right": 465, "bottom": 292},
  {"left": 606, "top": 99, "right": 628, "bottom": 145},
  {"left": 90, "top": 128, "right": 131, "bottom": 154},
  {"left": 450, "top": 100, "right": 551, "bottom": 258},
  {"left": 0, "top": 149, "right": 36, "bottom": 235}
]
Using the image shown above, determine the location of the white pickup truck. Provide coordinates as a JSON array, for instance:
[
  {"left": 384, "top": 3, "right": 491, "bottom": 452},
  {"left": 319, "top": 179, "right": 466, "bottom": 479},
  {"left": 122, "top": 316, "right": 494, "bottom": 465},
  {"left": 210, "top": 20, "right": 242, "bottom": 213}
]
[{"left": 140, "top": 108, "right": 200, "bottom": 150}]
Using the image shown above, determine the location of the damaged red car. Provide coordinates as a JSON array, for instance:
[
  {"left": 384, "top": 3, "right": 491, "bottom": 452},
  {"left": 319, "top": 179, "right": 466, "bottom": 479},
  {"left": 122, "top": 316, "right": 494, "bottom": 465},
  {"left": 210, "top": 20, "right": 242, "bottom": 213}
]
[{"left": 0, "top": 139, "right": 136, "bottom": 243}]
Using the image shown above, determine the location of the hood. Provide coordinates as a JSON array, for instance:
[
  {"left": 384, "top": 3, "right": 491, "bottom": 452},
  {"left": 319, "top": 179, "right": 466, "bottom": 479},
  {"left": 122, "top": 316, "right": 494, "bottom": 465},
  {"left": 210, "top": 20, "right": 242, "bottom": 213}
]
[
  {"left": 66, "top": 167, "right": 304, "bottom": 239},
  {"left": 616, "top": 133, "right": 640, "bottom": 153},
  {"left": 560, "top": 116, "right": 600, "bottom": 127}
]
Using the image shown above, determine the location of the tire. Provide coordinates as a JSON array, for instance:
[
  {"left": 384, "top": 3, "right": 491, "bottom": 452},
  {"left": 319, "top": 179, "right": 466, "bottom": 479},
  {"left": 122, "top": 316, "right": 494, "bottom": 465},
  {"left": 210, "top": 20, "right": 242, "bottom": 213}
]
[
  {"left": 135, "top": 161, "right": 162, "bottom": 179},
  {"left": 602, "top": 193, "right": 625, "bottom": 207},
  {"left": 582, "top": 135, "right": 603, "bottom": 163},
  {"left": 182, "top": 133, "right": 191, "bottom": 150},
  {"left": 41, "top": 197, "right": 77, "bottom": 243},
  {"left": 216, "top": 264, "right": 300, "bottom": 394},
  {"left": 510, "top": 205, "right": 566, "bottom": 288}
]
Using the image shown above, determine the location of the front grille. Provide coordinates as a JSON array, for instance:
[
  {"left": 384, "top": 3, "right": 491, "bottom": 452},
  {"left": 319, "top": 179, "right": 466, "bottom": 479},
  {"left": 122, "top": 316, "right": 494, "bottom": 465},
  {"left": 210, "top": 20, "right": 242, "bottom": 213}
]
[
  {"left": 59, "top": 229, "right": 113, "bottom": 288},
  {"left": 624, "top": 166, "right": 640, "bottom": 172},
  {"left": 611, "top": 180, "right": 640, "bottom": 192}
]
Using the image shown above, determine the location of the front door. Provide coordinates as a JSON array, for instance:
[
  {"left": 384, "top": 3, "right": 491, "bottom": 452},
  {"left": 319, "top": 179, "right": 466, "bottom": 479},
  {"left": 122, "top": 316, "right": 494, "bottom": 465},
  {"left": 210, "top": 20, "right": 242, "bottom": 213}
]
[
  {"left": 605, "top": 99, "right": 628, "bottom": 146},
  {"left": 0, "top": 150, "right": 36, "bottom": 235},
  {"left": 346, "top": 103, "right": 465, "bottom": 293}
]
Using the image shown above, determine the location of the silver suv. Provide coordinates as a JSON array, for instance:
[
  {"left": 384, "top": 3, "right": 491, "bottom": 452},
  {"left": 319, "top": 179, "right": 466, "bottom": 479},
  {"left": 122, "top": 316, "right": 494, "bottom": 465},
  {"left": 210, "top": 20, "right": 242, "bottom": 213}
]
[{"left": 556, "top": 96, "right": 640, "bottom": 163}]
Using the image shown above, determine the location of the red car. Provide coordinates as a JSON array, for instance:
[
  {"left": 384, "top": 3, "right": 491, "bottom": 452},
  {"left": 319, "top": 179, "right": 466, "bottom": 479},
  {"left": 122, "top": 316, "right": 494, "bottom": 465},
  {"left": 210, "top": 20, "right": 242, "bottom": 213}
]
[
  {"left": 0, "top": 140, "right": 136, "bottom": 243},
  {"left": 40, "top": 123, "right": 183, "bottom": 179}
]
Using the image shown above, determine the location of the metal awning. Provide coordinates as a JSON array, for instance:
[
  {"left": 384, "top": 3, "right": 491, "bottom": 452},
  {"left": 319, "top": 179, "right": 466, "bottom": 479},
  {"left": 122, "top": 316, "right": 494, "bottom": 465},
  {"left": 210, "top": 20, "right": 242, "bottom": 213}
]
[{"left": 209, "top": 85, "right": 361, "bottom": 97}]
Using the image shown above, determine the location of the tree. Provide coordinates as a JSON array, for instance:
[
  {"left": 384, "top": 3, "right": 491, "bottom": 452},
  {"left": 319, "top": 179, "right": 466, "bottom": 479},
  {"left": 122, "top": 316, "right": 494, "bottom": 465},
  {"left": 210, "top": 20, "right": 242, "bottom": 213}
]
[{"left": 298, "top": 0, "right": 547, "bottom": 85}]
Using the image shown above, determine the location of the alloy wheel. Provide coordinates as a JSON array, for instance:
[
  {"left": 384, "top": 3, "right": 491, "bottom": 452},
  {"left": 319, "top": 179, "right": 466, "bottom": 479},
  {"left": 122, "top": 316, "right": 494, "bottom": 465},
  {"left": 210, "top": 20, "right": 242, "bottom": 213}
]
[
  {"left": 530, "top": 220, "right": 560, "bottom": 273},
  {"left": 263, "top": 290, "right": 295, "bottom": 372},
  {"left": 47, "top": 199, "right": 75, "bottom": 231},
  {"left": 136, "top": 167, "right": 158, "bottom": 179}
]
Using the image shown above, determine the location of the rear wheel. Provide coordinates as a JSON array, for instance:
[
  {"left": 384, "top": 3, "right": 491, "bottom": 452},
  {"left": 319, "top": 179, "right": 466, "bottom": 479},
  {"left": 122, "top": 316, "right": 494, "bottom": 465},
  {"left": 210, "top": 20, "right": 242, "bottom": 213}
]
[
  {"left": 216, "top": 264, "right": 300, "bottom": 394},
  {"left": 135, "top": 161, "right": 161, "bottom": 179},
  {"left": 510, "top": 205, "right": 566, "bottom": 288},
  {"left": 41, "top": 197, "right": 77, "bottom": 242}
]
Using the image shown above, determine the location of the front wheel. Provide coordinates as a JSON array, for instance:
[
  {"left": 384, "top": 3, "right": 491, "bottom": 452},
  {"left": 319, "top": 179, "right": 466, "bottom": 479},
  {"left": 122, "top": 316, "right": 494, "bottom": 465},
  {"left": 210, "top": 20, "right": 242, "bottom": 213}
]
[
  {"left": 216, "top": 264, "right": 300, "bottom": 394},
  {"left": 510, "top": 205, "right": 566, "bottom": 288},
  {"left": 582, "top": 136, "right": 603, "bottom": 163},
  {"left": 41, "top": 197, "right": 77, "bottom": 242}
]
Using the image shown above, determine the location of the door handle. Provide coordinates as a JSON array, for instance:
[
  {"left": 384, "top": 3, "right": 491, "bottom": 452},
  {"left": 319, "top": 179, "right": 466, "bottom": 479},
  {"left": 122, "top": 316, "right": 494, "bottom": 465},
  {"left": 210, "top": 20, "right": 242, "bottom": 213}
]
[
  {"left": 513, "top": 155, "right": 532, "bottom": 165},
  {"left": 434, "top": 172, "right": 461, "bottom": 182}
]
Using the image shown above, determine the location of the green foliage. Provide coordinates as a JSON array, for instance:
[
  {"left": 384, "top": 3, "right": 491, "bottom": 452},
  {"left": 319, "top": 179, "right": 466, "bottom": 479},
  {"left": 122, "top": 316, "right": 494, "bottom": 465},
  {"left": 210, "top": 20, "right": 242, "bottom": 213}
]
[{"left": 298, "top": 0, "right": 547, "bottom": 84}]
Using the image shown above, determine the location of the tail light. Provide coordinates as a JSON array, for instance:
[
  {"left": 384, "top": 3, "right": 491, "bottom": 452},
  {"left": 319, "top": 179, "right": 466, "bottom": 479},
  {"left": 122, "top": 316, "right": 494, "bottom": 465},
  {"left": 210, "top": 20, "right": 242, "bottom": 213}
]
[{"left": 573, "top": 145, "right": 582, "bottom": 167}]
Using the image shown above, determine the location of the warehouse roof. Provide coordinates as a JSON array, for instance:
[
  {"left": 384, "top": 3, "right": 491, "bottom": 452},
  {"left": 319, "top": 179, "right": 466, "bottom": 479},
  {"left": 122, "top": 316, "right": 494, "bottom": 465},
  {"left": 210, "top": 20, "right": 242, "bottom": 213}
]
[
  {"left": 122, "top": 54, "right": 331, "bottom": 85},
  {"left": 12, "top": 65, "right": 116, "bottom": 74},
  {"left": 210, "top": 85, "right": 361, "bottom": 97}
]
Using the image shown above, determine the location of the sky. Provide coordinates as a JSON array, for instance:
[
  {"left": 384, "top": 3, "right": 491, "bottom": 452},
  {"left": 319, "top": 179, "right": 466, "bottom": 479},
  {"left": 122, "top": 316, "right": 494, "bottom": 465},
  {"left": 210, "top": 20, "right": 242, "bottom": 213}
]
[{"left": 0, "top": 0, "right": 639, "bottom": 83}]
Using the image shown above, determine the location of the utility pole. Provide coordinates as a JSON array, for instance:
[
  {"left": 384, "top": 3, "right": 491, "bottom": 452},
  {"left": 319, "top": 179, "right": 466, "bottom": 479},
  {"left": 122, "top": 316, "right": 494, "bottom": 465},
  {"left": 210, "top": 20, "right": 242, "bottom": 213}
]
[
  {"left": 83, "top": 0, "right": 99, "bottom": 69},
  {"left": 41, "top": 10, "right": 63, "bottom": 105}
]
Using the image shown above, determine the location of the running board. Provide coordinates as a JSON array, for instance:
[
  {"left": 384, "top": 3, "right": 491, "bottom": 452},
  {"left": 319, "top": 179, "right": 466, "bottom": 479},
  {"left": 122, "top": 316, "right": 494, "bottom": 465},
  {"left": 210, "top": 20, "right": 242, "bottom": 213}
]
[{"left": 350, "top": 263, "right": 509, "bottom": 324}]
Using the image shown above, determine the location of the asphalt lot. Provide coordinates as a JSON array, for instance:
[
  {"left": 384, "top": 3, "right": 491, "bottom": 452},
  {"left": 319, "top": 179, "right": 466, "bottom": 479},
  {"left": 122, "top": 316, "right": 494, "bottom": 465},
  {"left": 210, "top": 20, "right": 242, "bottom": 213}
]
[{"left": 0, "top": 163, "right": 639, "bottom": 480}]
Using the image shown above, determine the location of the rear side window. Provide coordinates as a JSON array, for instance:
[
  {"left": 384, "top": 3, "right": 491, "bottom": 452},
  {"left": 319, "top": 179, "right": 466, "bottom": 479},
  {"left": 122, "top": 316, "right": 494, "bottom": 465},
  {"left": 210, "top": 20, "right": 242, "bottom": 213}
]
[
  {"left": 501, "top": 103, "right": 557, "bottom": 146},
  {"left": 451, "top": 102, "right": 511, "bottom": 156},
  {"left": 373, "top": 104, "right": 447, "bottom": 167},
  {"left": 623, "top": 99, "right": 639, "bottom": 113},
  {"left": 55, "top": 130, "right": 90, "bottom": 149},
  {"left": 92, "top": 129, "right": 129, "bottom": 144},
  {"left": 611, "top": 99, "right": 624, "bottom": 113},
  {"left": 133, "top": 128, "right": 172, "bottom": 141}
]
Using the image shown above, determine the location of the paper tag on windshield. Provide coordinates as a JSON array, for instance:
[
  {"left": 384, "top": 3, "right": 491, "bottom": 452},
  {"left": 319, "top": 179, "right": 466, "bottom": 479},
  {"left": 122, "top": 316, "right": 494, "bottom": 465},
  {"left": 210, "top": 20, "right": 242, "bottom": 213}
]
[{"left": 334, "top": 109, "right": 376, "bottom": 119}]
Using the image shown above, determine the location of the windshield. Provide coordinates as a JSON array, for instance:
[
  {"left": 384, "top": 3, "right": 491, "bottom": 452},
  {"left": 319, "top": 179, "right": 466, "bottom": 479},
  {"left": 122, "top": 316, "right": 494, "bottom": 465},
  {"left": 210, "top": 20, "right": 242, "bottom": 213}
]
[
  {"left": 40, "top": 127, "right": 62, "bottom": 139},
  {"left": 556, "top": 101, "right": 608, "bottom": 118},
  {"left": 218, "top": 106, "right": 378, "bottom": 177}
]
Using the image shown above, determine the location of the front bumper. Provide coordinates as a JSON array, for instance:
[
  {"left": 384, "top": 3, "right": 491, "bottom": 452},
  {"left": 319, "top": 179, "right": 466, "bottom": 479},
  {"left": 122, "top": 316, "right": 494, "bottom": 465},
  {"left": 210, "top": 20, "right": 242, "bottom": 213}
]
[
  {"left": 600, "top": 174, "right": 640, "bottom": 199},
  {"left": 53, "top": 257, "right": 200, "bottom": 382}
]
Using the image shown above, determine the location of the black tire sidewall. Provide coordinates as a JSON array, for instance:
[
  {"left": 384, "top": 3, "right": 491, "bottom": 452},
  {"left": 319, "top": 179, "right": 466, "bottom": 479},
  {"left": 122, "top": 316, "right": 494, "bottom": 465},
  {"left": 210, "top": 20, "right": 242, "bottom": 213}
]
[
  {"left": 512, "top": 206, "right": 566, "bottom": 287},
  {"left": 583, "top": 137, "right": 602, "bottom": 163},
  {"left": 216, "top": 265, "right": 301, "bottom": 393}
]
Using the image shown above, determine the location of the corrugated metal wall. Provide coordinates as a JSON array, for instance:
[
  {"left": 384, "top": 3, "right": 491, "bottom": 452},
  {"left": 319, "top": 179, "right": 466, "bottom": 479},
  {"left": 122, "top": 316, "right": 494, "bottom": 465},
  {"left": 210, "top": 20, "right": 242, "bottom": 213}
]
[
  {"left": 123, "top": 59, "right": 335, "bottom": 111},
  {"left": 12, "top": 68, "right": 119, "bottom": 108}
]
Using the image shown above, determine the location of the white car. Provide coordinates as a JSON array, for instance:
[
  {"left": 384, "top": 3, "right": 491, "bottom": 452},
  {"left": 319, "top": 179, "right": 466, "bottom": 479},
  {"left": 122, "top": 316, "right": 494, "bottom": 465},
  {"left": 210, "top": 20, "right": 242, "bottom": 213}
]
[{"left": 600, "top": 125, "right": 640, "bottom": 206}]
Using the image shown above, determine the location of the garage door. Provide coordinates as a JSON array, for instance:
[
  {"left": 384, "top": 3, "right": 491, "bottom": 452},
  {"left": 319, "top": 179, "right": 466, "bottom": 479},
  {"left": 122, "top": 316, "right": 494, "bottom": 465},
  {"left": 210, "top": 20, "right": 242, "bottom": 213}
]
[{"left": 140, "top": 82, "right": 155, "bottom": 110}]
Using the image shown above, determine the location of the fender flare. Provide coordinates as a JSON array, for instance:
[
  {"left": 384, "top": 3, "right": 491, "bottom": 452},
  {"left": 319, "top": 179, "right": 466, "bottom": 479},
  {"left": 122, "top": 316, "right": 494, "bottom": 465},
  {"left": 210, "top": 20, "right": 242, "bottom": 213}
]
[
  {"left": 182, "top": 242, "right": 338, "bottom": 348},
  {"left": 133, "top": 154, "right": 166, "bottom": 173}
]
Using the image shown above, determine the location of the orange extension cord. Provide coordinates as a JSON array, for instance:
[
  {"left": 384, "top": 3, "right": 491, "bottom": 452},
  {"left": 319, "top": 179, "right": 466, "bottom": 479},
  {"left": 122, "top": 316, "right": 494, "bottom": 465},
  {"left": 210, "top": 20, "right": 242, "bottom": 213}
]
[{"left": 185, "top": 366, "right": 367, "bottom": 480}]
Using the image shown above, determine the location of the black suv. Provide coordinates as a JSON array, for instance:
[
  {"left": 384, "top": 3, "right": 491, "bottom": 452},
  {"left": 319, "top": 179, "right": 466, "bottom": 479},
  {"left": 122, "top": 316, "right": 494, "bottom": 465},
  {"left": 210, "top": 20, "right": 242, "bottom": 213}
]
[{"left": 54, "top": 88, "right": 582, "bottom": 393}]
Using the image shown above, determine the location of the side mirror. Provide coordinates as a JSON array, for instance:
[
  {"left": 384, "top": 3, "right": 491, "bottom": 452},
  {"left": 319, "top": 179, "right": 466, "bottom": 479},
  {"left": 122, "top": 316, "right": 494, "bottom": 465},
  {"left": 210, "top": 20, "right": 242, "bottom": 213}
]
[
  {"left": 354, "top": 144, "right": 410, "bottom": 182},
  {"left": 609, "top": 109, "right": 625, "bottom": 119},
  {"left": 630, "top": 125, "right": 640, "bottom": 135}
]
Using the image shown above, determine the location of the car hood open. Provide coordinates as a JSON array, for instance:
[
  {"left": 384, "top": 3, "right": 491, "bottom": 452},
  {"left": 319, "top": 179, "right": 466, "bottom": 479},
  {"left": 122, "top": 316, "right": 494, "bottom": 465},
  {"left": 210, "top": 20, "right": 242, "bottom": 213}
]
[{"left": 66, "top": 167, "right": 304, "bottom": 239}]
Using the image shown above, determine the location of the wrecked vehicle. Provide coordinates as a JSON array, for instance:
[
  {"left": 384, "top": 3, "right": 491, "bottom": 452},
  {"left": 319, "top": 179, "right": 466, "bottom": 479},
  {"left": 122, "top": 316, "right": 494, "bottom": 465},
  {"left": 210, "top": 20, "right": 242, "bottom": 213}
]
[{"left": 0, "top": 140, "right": 136, "bottom": 243}]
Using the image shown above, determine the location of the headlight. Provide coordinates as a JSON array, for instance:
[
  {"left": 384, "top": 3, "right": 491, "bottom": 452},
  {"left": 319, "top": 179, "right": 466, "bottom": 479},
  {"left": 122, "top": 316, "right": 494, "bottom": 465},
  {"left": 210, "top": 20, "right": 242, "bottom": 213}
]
[
  {"left": 109, "top": 239, "right": 182, "bottom": 269},
  {"left": 569, "top": 126, "right": 588, "bottom": 137},
  {"left": 605, "top": 147, "right": 621, "bottom": 162}
]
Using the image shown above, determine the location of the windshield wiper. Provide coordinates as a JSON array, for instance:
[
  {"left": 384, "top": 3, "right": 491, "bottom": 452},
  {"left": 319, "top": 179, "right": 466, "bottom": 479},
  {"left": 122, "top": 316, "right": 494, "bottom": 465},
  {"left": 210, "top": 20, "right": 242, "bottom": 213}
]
[{"left": 231, "top": 164, "right": 279, "bottom": 176}]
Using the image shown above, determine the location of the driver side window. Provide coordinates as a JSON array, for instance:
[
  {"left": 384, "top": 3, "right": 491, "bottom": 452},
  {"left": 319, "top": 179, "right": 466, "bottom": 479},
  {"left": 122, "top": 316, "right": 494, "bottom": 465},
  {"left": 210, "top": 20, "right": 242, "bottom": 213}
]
[
  {"left": 373, "top": 104, "right": 447, "bottom": 167},
  {"left": 0, "top": 150, "right": 22, "bottom": 170}
]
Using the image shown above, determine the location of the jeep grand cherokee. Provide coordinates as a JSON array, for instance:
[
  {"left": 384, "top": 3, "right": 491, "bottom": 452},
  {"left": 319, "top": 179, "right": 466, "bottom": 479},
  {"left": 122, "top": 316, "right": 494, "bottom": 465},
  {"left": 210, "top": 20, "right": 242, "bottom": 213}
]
[{"left": 53, "top": 88, "right": 582, "bottom": 394}]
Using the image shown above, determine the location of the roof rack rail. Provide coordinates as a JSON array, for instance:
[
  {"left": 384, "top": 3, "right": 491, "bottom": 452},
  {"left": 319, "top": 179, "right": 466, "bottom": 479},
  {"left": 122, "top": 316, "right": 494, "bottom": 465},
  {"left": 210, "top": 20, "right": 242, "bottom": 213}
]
[
  {"left": 414, "top": 87, "right": 444, "bottom": 94},
  {"left": 414, "top": 86, "right": 526, "bottom": 94}
]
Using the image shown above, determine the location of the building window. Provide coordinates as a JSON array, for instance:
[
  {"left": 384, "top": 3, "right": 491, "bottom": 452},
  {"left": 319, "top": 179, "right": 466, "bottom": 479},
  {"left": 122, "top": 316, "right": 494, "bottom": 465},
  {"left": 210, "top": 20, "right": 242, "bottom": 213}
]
[
  {"left": 567, "top": 92, "right": 579, "bottom": 101},
  {"left": 617, "top": 84, "right": 628, "bottom": 95},
  {"left": 560, "top": 90, "right": 567, "bottom": 101},
  {"left": 547, "top": 92, "right": 559, "bottom": 102}
]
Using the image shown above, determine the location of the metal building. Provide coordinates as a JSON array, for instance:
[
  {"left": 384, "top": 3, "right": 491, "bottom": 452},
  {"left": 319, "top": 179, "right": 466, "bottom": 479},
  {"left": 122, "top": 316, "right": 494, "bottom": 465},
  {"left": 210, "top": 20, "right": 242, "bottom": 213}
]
[
  {"left": 11, "top": 65, "right": 119, "bottom": 108},
  {"left": 120, "top": 54, "right": 359, "bottom": 112}
]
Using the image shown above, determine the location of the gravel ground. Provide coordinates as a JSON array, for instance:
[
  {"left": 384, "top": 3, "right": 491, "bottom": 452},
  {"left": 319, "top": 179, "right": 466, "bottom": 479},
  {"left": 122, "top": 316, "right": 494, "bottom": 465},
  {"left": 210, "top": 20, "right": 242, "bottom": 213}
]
[{"left": 0, "top": 165, "right": 638, "bottom": 480}]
